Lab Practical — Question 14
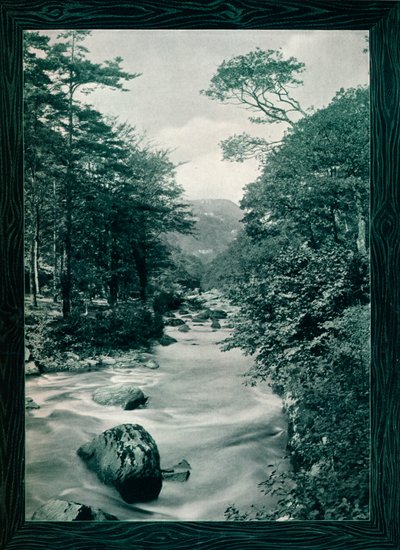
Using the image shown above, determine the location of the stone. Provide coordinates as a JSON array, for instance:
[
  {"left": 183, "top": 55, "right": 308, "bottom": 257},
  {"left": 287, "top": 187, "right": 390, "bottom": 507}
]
[
  {"left": 178, "top": 324, "right": 190, "bottom": 333},
  {"left": 159, "top": 335, "right": 177, "bottom": 346},
  {"left": 85, "top": 359, "right": 99, "bottom": 368},
  {"left": 193, "top": 310, "right": 211, "bottom": 322},
  {"left": 142, "top": 359, "right": 160, "bottom": 370},
  {"left": 92, "top": 386, "right": 148, "bottom": 410},
  {"left": 162, "top": 459, "right": 191, "bottom": 482},
  {"left": 66, "top": 352, "right": 80, "bottom": 361},
  {"left": 100, "top": 357, "right": 117, "bottom": 365},
  {"left": 209, "top": 309, "right": 228, "bottom": 319},
  {"left": 25, "top": 361, "right": 40, "bottom": 376},
  {"left": 25, "top": 347, "right": 31, "bottom": 362},
  {"left": 136, "top": 352, "right": 154, "bottom": 363},
  {"left": 25, "top": 397, "right": 40, "bottom": 410},
  {"left": 162, "top": 470, "right": 190, "bottom": 482},
  {"left": 32, "top": 499, "right": 118, "bottom": 521},
  {"left": 124, "top": 395, "right": 149, "bottom": 411},
  {"left": 165, "top": 317, "right": 185, "bottom": 327},
  {"left": 77, "top": 423, "right": 162, "bottom": 503}
]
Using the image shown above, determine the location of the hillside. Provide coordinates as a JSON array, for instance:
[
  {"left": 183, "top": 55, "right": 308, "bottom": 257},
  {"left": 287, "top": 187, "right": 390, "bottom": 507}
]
[{"left": 169, "top": 199, "right": 243, "bottom": 263}]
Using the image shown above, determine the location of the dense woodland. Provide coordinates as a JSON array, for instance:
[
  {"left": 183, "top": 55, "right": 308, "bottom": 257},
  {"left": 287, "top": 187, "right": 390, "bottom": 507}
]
[
  {"left": 24, "top": 30, "right": 197, "bottom": 355},
  {"left": 202, "top": 49, "right": 370, "bottom": 520},
  {"left": 25, "top": 32, "right": 369, "bottom": 520}
]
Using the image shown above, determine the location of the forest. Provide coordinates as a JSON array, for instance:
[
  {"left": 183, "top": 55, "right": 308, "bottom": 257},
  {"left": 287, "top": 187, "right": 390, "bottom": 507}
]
[{"left": 25, "top": 31, "right": 369, "bottom": 521}]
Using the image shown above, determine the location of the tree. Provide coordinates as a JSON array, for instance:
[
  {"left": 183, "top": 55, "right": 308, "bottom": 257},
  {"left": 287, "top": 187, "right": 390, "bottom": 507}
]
[
  {"left": 48, "top": 30, "right": 139, "bottom": 317},
  {"left": 121, "top": 142, "right": 195, "bottom": 302},
  {"left": 24, "top": 32, "right": 67, "bottom": 306},
  {"left": 201, "top": 48, "right": 307, "bottom": 162},
  {"left": 201, "top": 48, "right": 306, "bottom": 125},
  {"left": 211, "top": 85, "right": 370, "bottom": 520},
  {"left": 241, "top": 87, "right": 369, "bottom": 254}
]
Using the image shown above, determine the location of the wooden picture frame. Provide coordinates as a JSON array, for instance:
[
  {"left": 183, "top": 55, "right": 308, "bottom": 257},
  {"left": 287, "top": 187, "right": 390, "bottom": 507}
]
[{"left": 1, "top": 1, "right": 399, "bottom": 548}]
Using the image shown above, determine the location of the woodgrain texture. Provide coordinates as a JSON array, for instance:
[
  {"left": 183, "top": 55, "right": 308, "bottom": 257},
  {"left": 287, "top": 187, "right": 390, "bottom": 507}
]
[{"left": 1, "top": 1, "right": 399, "bottom": 548}]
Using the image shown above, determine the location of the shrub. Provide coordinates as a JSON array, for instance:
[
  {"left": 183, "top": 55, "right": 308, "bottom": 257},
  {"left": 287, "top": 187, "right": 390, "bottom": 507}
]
[
  {"left": 28, "top": 301, "right": 164, "bottom": 360},
  {"left": 152, "top": 290, "right": 183, "bottom": 314}
]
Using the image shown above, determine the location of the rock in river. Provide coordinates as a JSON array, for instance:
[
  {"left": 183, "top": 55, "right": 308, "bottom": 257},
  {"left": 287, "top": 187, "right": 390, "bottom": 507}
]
[
  {"left": 165, "top": 317, "right": 185, "bottom": 327},
  {"left": 32, "top": 499, "right": 118, "bottom": 521},
  {"left": 162, "top": 459, "right": 191, "bottom": 482},
  {"left": 77, "top": 423, "right": 162, "bottom": 503},
  {"left": 209, "top": 309, "right": 228, "bottom": 319},
  {"left": 92, "top": 385, "right": 148, "bottom": 410},
  {"left": 25, "top": 397, "right": 40, "bottom": 410},
  {"left": 142, "top": 359, "right": 160, "bottom": 370},
  {"left": 159, "top": 335, "right": 177, "bottom": 346},
  {"left": 25, "top": 361, "right": 40, "bottom": 376}
]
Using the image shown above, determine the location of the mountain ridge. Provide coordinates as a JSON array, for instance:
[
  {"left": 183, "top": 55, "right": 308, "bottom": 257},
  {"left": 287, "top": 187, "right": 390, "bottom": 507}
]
[{"left": 169, "top": 198, "right": 243, "bottom": 262}]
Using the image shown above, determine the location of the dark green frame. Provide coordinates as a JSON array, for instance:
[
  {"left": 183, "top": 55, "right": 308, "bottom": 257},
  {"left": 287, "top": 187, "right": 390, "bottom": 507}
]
[{"left": 1, "top": 1, "right": 399, "bottom": 548}]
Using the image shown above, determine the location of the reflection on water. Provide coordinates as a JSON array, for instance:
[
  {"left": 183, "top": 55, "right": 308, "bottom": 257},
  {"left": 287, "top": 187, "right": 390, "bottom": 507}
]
[{"left": 26, "top": 315, "right": 288, "bottom": 521}]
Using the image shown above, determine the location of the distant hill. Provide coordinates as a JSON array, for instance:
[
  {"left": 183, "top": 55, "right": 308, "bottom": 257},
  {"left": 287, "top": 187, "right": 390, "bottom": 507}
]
[{"left": 168, "top": 199, "right": 243, "bottom": 263}]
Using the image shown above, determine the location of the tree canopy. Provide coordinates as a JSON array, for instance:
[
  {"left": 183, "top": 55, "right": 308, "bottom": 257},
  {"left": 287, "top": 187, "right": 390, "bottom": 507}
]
[
  {"left": 24, "top": 31, "right": 194, "bottom": 323},
  {"left": 202, "top": 59, "right": 370, "bottom": 519},
  {"left": 201, "top": 48, "right": 306, "bottom": 126}
]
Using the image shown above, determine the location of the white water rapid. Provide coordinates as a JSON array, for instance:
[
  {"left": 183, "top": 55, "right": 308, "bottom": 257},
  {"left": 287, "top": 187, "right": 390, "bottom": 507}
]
[{"left": 25, "top": 295, "right": 288, "bottom": 521}]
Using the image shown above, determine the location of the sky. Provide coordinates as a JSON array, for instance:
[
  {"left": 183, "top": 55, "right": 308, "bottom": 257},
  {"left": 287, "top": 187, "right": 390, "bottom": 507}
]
[{"left": 40, "top": 30, "right": 369, "bottom": 204}]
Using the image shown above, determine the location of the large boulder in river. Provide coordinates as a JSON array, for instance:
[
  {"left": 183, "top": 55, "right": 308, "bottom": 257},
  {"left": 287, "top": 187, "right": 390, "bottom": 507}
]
[
  {"left": 32, "top": 499, "right": 118, "bottom": 521},
  {"left": 92, "top": 385, "right": 148, "bottom": 410},
  {"left": 77, "top": 423, "right": 162, "bottom": 503}
]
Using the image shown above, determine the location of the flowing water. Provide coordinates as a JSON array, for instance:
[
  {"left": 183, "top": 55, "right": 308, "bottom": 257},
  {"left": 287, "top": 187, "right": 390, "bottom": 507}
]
[{"left": 25, "top": 295, "right": 288, "bottom": 521}]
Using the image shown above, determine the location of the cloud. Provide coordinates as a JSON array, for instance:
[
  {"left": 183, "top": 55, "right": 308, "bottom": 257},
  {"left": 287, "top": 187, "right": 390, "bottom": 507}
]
[
  {"left": 155, "top": 116, "right": 249, "bottom": 159},
  {"left": 175, "top": 150, "right": 260, "bottom": 203},
  {"left": 283, "top": 31, "right": 369, "bottom": 109}
]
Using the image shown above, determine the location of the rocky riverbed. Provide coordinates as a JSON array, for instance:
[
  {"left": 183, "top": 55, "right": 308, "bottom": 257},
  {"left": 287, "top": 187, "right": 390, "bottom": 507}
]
[{"left": 25, "top": 291, "right": 289, "bottom": 521}]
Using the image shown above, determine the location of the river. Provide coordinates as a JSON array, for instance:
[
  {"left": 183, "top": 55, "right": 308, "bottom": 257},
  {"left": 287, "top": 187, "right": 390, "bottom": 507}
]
[{"left": 25, "top": 293, "right": 288, "bottom": 521}]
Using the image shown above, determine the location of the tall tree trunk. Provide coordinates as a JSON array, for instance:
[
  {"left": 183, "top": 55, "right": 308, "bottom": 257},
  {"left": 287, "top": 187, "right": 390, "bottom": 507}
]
[
  {"left": 29, "top": 204, "right": 40, "bottom": 307},
  {"left": 132, "top": 244, "right": 147, "bottom": 302},
  {"left": 62, "top": 178, "right": 73, "bottom": 317},
  {"left": 30, "top": 236, "right": 38, "bottom": 308},
  {"left": 330, "top": 205, "right": 340, "bottom": 244},
  {"left": 108, "top": 238, "right": 119, "bottom": 307},
  {"left": 355, "top": 189, "right": 367, "bottom": 255},
  {"left": 53, "top": 179, "right": 59, "bottom": 302},
  {"left": 61, "top": 37, "right": 75, "bottom": 318}
]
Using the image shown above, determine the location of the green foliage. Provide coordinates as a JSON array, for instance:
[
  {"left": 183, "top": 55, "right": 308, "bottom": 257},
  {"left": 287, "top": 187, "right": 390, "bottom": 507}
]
[
  {"left": 24, "top": 31, "right": 194, "bottom": 315},
  {"left": 214, "top": 86, "right": 370, "bottom": 521},
  {"left": 220, "top": 133, "right": 272, "bottom": 163},
  {"left": 30, "top": 302, "right": 164, "bottom": 359},
  {"left": 201, "top": 48, "right": 306, "bottom": 126},
  {"left": 241, "top": 87, "right": 369, "bottom": 252},
  {"left": 225, "top": 244, "right": 368, "bottom": 386},
  {"left": 201, "top": 47, "right": 308, "bottom": 161},
  {"left": 152, "top": 290, "right": 184, "bottom": 315}
]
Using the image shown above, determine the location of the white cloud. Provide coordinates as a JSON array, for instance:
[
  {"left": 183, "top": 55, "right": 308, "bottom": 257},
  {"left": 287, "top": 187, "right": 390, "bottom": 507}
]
[
  {"left": 155, "top": 116, "right": 249, "bottom": 159},
  {"left": 175, "top": 150, "right": 259, "bottom": 203}
]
